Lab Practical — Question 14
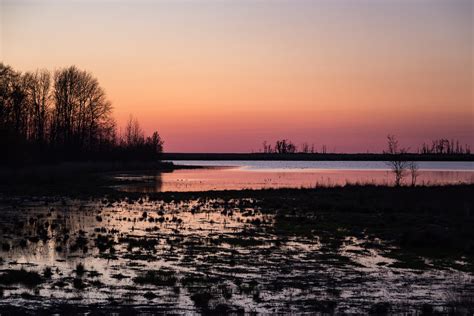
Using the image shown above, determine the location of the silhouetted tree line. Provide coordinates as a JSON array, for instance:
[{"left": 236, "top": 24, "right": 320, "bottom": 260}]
[
  {"left": 263, "top": 139, "right": 297, "bottom": 154},
  {"left": 262, "top": 137, "right": 471, "bottom": 156},
  {"left": 419, "top": 139, "right": 470, "bottom": 155},
  {"left": 262, "top": 140, "right": 328, "bottom": 154},
  {"left": 0, "top": 63, "right": 163, "bottom": 165}
]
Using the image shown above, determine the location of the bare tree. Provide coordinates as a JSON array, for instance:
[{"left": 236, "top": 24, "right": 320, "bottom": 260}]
[
  {"left": 408, "top": 161, "right": 420, "bottom": 186},
  {"left": 10, "top": 74, "right": 30, "bottom": 138},
  {"left": 24, "top": 70, "right": 51, "bottom": 143},
  {"left": 52, "top": 66, "right": 113, "bottom": 151},
  {"left": 52, "top": 66, "right": 80, "bottom": 146},
  {"left": 262, "top": 141, "right": 273, "bottom": 153},
  {"left": 0, "top": 63, "right": 20, "bottom": 129},
  {"left": 275, "top": 139, "right": 296, "bottom": 154},
  {"left": 124, "top": 115, "right": 144, "bottom": 147},
  {"left": 81, "top": 75, "right": 113, "bottom": 149},
  {"left": 146, "top": 131, "right": 164, "bottom": 157},
  {"left": 301, "top": 142, "right": 310, "bottom": 153},
  {"left": 385, "top": 134, "right": 409, "bottom": 186}
]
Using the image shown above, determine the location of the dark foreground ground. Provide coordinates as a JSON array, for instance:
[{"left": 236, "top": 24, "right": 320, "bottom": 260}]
[{"left": 0, "top": 180, "right": 473, "bottom": 314}]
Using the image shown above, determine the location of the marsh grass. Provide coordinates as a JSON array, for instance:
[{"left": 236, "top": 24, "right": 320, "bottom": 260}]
[
  {"left": 133, "top": 270, "right": 177, "bottom": 286},
  {"left": 75, "top": 263, "right": 85, "bottom": 276},
  {"left": 0, "top": 269, "right": 43, "bottom": 287}
]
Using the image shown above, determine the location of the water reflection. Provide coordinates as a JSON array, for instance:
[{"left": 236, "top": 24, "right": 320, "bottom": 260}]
[
  {"left": 115, "top": 172, "right": 164, "bottom": 192},
  {"left": 119, "top": 166, "right": 474, "bottom": 193}
]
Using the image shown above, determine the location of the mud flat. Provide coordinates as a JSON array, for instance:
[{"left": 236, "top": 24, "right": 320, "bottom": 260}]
[{"left": 0, "top": 185, "right": 472, "bottom": 314}]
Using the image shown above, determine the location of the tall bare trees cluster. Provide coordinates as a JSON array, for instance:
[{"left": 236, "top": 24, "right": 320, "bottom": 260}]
[
  {"left": 262, "top": 140, "right": 325, "bottom": 154},
  {"left": 262, "top": 139, "right": 296, "bottom": 154},
  {"left": 119, "top": 115, "right": 163, "bottom": 160},
  {"left": 25, "top": 70, "right": 51, "bottom": 144},
  {"left": 420, "top": 139, "right": 470, "bottom": 155},
  {"left": 50, "top": 66, "right": 115, "bottom": 151},
  {"left": 1, "top": 63, "right": 163, "bottom": 164}
]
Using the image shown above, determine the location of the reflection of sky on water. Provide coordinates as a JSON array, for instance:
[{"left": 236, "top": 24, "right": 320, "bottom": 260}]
[
  {"left": 169, "top": 160, "right": 474, "bottom": 171},
  {"left": 120, "top": 161, "right": 474, "bottom": 192}
]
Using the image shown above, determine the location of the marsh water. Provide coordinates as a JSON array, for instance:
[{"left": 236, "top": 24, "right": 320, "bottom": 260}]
[
  {"left": 0, "top": 161, "right": 473, "bottom": 313},
  {"left": 119, "top": 160, "right": 474, "bottom": 192},
  {"left": 0, "top": 195, "right": 472, "bottom": 314}
]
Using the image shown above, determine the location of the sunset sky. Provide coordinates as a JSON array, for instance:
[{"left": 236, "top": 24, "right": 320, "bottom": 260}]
[{"left": 2, "top": 0, "right": 473, "bottom": 153}]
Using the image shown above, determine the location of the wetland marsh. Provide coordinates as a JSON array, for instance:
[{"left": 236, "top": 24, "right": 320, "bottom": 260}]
[{"left": 0, "top": 184, "right": 472, "bottom": 314}]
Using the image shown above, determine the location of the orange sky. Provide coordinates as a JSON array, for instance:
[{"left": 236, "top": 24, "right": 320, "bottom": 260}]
[{"left": 2, "top": 0, "right": 473, "bottom": 152}]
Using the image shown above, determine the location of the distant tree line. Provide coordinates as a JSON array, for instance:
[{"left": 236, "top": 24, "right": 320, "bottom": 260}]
[
  {"left": 0, "top": 63, "right": 163, "bottom": 165},
  {"left": 419, "top": 139, "right": 470, "bottom": 155},
  {"left": 262, "top": 138, "right": 471, "bottom": 156},
  {"left": 262, "top": 140, "right": 328, "bottom": 154}
]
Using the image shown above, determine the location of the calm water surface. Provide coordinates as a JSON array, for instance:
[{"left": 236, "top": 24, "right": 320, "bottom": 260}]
[{"left": 120, "top": 160, "right": 474, "bottom": 192}]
